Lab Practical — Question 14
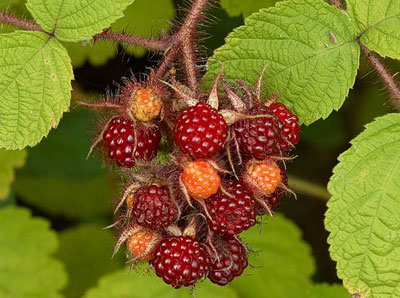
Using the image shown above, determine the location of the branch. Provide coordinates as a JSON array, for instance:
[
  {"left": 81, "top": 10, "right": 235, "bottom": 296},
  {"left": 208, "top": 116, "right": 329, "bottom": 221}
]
[
  {"left": 94, "top": 30, "right": 172, "bottom": 52},
  {"left": 0, "top": 11, "right": 171, "bottom": 51},
  {"left": 0, "top": 12, "right": 43, "bottom": 32},
  {"left": 177, "top": 0, "right": 212, "bottom": 92},
  {"left": 359, "top": 42, "right": 400, "bottom": 110}
]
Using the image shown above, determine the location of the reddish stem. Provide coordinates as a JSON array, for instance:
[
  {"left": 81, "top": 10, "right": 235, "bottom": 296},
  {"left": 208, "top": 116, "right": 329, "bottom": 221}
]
[
  {"left": 153, "top": 44, "right": 180, "bottom": 80},
  {"left": 1, "top": 0, "right": 213, "bottom": 93},
  {"left": 360, "top": 43, "right": 400, "bottom": 109},
  {"left": 0, "top": 12, "right": 43, "bottom": 32},
  {"left": 329, "top": 0, "right": 344, "bottom": 9},
  {"left": 176, "top": 0, "right": 211, "bottom": 92},
  {"left": 94, "top": 30, "right": 172, "bottom": 52}
]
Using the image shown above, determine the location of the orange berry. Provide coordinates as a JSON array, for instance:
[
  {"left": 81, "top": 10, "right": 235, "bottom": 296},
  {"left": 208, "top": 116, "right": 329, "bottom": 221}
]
[
  {"left": 182, "top": 159, "right": 221, "bottom": 200},
  {"left": 130, "top": 88, "right": 163, "bottom": 122},
  {"left": 126, "top": 226, "right": 160, "bottom": 261},
  {"left": 248, "top": 160, "right": 282, "bottom": 195}
]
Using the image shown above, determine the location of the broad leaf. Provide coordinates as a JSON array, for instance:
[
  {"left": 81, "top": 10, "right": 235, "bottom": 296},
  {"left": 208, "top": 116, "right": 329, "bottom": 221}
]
[
  {"left": 347, "top": 0, "right": 400, "bottom": 60},
  {"left": 326, "top": 113, "right": 400, "bottom": 298},
  {"left": 229, "top": 214, "right": 315, "bottom": 298},
  {"left": 15, "top": 108, "right": 115, "bottom": 220},
  {"left": 26, "top": 0, "right": 134, "bottom": 42},
  {"left": 0, "top": 31, "right": 72, "bottom": 150},
  {"left": 206, "top": 0, "right": 360, "bottom": 125},
  {"left": 0, "top": 149, "right": 26, "bottom": 199},
  {"left": 0, "top": 207, "right": 67, "bottom": 298},
  {"left": 220, "top": 0, "right": 278, "bottom": 17},
  {"left": 83, "top": 268, "right": 238, "bottom": 298},
  {"left": 303, "top": 284, "right": 351, "bottom": 298},
  {"left": 55, "top": 225, "right": 125, "bottom": 298}
]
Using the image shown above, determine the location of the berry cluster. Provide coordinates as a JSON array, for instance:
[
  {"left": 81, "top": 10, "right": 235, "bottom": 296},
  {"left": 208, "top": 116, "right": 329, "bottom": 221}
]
[{"left": 89, "top": 70, "right": 300, "bottom": 289}]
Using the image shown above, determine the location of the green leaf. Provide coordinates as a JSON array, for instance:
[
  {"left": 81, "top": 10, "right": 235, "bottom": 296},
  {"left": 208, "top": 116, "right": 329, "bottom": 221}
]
[
  {"left": 326, "top": 113, "right": 400, "bottom": 298},
  {"left": 15, "top": 108, "right": 115, "bottom": 220},
  {"left": 83, "top": 269, "right": 238, "bottom": 298},
  {"left": 55, "top": 225, "right": 125, "bottom": 298},
  {"left": 0, "top": 149, "right": 26, "bottom": 199},
  {"left": 0, "top": 207, "right": 67, "bottom": 298},
  {"left": 206, "top": 0, "right": 360, "bottom": 125},
  {"left": 0, "top": 31, "right": 73, "bottom": 150},
  {"left": 220, "top": 0, "right": 278, "bottom": 18},
  {"left": 229, "top": 214, "right": 315, "bottom": 298},
  {"left": 303, "top": 284, "right": 352, "bottom": 298},
  {"left": 26, "top": 0, "right": 134, "bottom": 42},
  {"left": 347, "top": 0, "right": 400, "bottom": 60}
]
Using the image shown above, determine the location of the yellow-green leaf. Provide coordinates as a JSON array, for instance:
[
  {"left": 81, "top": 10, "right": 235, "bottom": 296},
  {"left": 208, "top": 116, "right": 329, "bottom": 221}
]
[{"left": 0, "top": 31, "right": 73, "bottom": 150}]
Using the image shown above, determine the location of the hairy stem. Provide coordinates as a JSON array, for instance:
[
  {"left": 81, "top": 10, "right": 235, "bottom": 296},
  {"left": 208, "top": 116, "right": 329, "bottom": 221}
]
[
  {"left": 0, "top": 12, "right": 43, "bottom": 32},
  {"left": 359, "top": 42, "right": 400, "bottom": 110},
  {"left": 177, "top": 0, "right": 212, "bottom": 92},
  {"left": 94, "top": 30, "right": 172, "bottom": 52},
  {"left": 288, "top": 175, "right": 330, "bottom": 202},
  {"left": 153, "top": 44, "right": 180, "bottom": 80}
]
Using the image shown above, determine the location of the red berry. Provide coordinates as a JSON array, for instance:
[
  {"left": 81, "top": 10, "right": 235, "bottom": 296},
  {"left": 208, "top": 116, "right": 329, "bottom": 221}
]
[
  {"left": 270, "top": 102, "right": 299, "bottom": 152},
  {"left": 132, "top": 185, "right": 178, "bottom": 229},
  {"left": 152, "top": 236, "right": 209, "bottom": 288},
  {"left": 234, "top": 104, "right": 280, "bottom": 160},
  {"left": 205, "top": 180, "right": 256, "bottom": 235},
  {"left": 174, "top": 102, "right": 228, "bottom": 159},
  {"left": 208, "top": 237, "right": 248, "bottom": 286},
  {"left": 102, "top": 117, "right": 161, "bottom": 167}
]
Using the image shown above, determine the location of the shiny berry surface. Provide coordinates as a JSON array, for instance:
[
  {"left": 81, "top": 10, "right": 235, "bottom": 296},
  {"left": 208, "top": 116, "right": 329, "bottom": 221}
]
[
  {"left": 102, "top": 117, "right": 161, "bottom": 167},
  {"left": 152, "top": 236, "right": 209, "bottom": 288},
  {"left": 248, "top": 159, "right": 282, "bottom": 195},
  {"left": 174, "top": 102, "right": 228, "bottom": 159},
  {"left": 208, "top": 237, "right": 248, "bottom": 286},
  {"left": 181, "top": 159, "right": 221, "bottom": 200},
  {"left": 270, "top": 102, "right": 300, "bottom": 152},
  {"left": 205, "top": 180, "right": 256, "bottom": 235},
  {"left": 132, "top": 185, "right": 178, "bottom": 229},
  {"left": 234, "top": 105, "right": 280, "bottom": 160}
]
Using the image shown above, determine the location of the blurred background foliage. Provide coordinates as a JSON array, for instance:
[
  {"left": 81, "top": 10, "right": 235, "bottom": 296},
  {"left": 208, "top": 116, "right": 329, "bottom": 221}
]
[{"left": 0, "top": 0, "right": 396, "bottom": 297}]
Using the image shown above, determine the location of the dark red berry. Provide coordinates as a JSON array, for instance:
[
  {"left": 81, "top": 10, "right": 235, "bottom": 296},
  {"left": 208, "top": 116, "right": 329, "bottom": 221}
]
[
  {"left": 205, "top": 180, "right": 256, "bottom": 235},
  {"left": 174, "top": 102, "right": 228, "bottom": 159},
  {"left": 270, "top": 102, "right": 299, "bottom": 152},
  {"left": 152, "top": 236, "right": 209, "bottom": 288},
  {"left": 132, "top": 185, "right": 178, "bottom": 229},
  {"left": 208, "top": 237, "right": 248, "bottom": 286},
  {"left": 234, "top": 104, "right": 280, "bottom": 160},
  {"left": 102, "top": 117, "right": 161, "bottom": 167}
]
